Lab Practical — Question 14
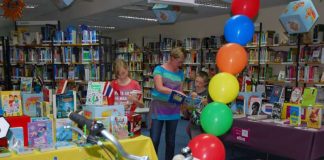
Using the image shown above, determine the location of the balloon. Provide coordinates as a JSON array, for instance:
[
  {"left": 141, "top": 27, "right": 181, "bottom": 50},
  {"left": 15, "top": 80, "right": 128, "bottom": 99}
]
[
  {"left": 216, "top": 43, "right": 248, "bottom": 74},
  {"left": 200, "top": 102, "right": 233, "bottom": 136},
  {"left": 188, "top": 134, "right": 226, "bottom": 160},
  {"left": 208, "top": 72, "right": 239, "bottom": 104},
  {"left": 231, "top": 0, "right": 260, "bottom": 19},
  {"left": 224, "top": 15, "right": 254, "bottom": 46}
]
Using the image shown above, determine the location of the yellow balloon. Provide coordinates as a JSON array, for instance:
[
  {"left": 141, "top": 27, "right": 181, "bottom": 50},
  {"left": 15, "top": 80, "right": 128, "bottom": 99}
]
[{"left": 208, "top": 72, "right": 239, "bottom": 104}]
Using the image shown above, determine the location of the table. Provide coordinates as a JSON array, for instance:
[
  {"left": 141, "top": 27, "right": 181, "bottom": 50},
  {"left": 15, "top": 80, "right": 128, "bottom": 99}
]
[
  {"left": 5, "top": 135, "right": 157, "bottom": 160},
  {"left": 221, "top": 118, "right": 324, "bottom": 160}
]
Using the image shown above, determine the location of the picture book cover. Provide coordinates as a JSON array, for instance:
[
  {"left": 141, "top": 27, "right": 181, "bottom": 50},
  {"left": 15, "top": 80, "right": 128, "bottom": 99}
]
[
  {"left": 307, "top": 107, "right": 322, "bottom": 129},
  {"left": 282, "top": 103, "right": 302, "bottom": 120},
  {"left": 20, "top": 77, "right": 33, "bottom": 93},
  {"left": 55, "top": 118, "right": 73, "bottom": 142},
  {"left": 168, "top": 90, "right": 186, "bottom": 105},
  {"left": 248, "top": 96, "right": 262, "bottom": 116},
  {"left": 261, "top": 103, "right": 273, "bottom": 115},
  {"left": 56, "top": 79, "right": 68, "bottom": 95},
  {"left": 316, "top": 87, "right": 324, "bottom": 104},
  {"left": 22, "top": 93, "right": 44, "bottom": 117},
  {"left": 85, "top": 81, "right": 105, "bottom": 105},
  {"left": 265, "top": 85, "right": 274, "bottom": 100},
  {"left": 8, "top": 127, "right": 24, "bottom": 150},
  {"left": 0, "top": 91, "right": 23, "bottom": 117},
  {"left": 27, "top": 120, "right": 53, "bottom": 148},
  {"left": 183, "top": 96, "right": 203, "bottom": 111},
  {"left": 110, "top": 116, "right": 128, "bottom": 139},
  {"left": 301, "top": 87, "right": 318, "bottom": 107},
  {"left": 231, "top": 95, "right": 245, "bottom": 118},
  {"left": 53, "top": 91, "right": 77, "bottom": 119},
  {"left": 269, "top": 85, "right": 283, "bottom": 103},
  {"left": 272, "top": 102, "right": 282, "bottom": 120},
  {"left": 290, "top": 87, "right": 303, "bottom": 104},
  {"left": 289, "top": 105, "right": 301, "bottom": 126},
  {"left": 284, "top": 86, "right": 293, "bottom": 102}
]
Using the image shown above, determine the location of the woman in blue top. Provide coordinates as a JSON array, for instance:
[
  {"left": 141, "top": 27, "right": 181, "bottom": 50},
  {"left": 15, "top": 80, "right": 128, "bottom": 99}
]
[{"left": 150, "top": 47, "right": 185, "bottom": 160}]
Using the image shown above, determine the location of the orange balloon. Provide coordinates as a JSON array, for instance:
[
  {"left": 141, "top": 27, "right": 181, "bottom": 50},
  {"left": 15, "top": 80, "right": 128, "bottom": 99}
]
[{"left": 216, "top": 43, "right": 248, "bottom": 75}]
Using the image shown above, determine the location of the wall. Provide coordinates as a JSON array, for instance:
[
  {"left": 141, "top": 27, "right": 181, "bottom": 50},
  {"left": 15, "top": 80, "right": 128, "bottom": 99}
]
[{"left": 108, "top": 1, "right": 324, "bottom": 46}]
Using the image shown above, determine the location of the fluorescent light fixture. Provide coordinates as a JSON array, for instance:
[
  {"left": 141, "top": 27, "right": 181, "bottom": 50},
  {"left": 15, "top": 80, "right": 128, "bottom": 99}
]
[
  {"left": 25, "top": 4, "right": 39, "bottom": 9},
  {"left": 79, "top": 25, "right": 115, "bottom": 30},
  {"left": 195, "top": 0, "right": 230, "bottom": 9},
  {"left": 118, "top": 15, "right": 158, "bottom": 22}
]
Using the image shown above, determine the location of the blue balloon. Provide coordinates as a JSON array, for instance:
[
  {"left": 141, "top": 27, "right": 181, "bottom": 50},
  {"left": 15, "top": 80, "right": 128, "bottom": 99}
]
[{"left": 224, "top": 15, "right": 255, "bottom": 46}]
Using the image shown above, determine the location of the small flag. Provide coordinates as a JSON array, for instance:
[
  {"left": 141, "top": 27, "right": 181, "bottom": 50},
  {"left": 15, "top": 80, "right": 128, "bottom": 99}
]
[{"left": 103, "top": 81, "right": 114, "bottom": 97}]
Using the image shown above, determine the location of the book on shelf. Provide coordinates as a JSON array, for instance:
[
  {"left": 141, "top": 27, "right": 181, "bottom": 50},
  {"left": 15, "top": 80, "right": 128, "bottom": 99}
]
[
  {"left": 56, "top": 79, "right": 68, "bottom": 95},
  {"left": 20, "top": 77, "right": 33, "bottom": 93},
  {"left": 307, "top": 107, "right": 322, "bottom": 129}
]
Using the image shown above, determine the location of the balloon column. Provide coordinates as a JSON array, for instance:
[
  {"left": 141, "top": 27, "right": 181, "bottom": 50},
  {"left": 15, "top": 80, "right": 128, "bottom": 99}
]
[{"left": 187, "top": 1, "right": 260, "bottom": 159}]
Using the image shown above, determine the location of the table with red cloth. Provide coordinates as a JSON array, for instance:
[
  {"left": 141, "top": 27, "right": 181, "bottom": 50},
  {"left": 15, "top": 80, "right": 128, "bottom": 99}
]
[{"left": 221, "top": 118, "right": 324, "bottom": 160}]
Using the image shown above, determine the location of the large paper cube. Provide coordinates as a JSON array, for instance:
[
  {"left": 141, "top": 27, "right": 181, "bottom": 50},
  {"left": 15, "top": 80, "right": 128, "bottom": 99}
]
[
  {"left": 279, "top": 0, "right": 319, "bottom": 34},
  {"left": 153, "top": 4, "right": 180, "bottom": 24}
]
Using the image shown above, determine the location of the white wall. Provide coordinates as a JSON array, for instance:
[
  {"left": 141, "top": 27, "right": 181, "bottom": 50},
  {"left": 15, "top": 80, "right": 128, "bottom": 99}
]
[{"left": 108, "top": 1, "right": 324, "bottom": 45}]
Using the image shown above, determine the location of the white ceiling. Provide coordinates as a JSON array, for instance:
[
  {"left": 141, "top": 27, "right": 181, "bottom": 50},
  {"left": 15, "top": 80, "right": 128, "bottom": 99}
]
[{"left": 0, "top": 0, "right": 293, "bottom": 32}]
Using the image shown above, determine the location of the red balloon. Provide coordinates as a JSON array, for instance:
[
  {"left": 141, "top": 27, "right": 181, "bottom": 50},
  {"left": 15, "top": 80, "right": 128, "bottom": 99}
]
[
  {"left": 216, "top": 43, "right": 248, "bottom": 75},
  {"left": 188, "top": 134, "right": 225, "bottom": 160},
  {"left": 231, "top": 0, "right": 260, "bottom": 19}
]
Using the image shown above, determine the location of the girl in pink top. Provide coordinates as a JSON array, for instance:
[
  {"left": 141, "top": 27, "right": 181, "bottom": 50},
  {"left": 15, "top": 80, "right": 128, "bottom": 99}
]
[{"left": 112, "top": 59, "right": 144, "bottom": 117}]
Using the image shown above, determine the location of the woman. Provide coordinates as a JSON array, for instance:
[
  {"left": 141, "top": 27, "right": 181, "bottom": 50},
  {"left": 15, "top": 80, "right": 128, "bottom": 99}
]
[
  {"left": 150, "top": 47, "right": 186, "bottom": 160},
  {"left": 112, "top": 59, "right": 144, "bottom": 117}
]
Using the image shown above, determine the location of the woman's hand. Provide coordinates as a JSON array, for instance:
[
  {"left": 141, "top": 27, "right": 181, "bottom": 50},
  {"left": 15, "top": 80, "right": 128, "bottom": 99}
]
[{"left": 191, "top": 92, "right": 198, "bottom": 98}]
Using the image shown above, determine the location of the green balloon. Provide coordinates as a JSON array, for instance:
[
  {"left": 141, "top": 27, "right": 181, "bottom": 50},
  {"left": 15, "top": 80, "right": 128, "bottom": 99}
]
[{"left": 200, "top": 102, "right": 233, "bottom": 136}]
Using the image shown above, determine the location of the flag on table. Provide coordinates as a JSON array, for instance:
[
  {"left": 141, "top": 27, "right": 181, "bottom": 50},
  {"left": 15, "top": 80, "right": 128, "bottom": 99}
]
[{"left": 103, "top": 81, "right": 114, "bottom": 97}]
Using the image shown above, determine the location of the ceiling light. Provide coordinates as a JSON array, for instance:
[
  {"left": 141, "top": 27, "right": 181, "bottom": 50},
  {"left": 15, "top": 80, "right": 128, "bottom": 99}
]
[
  {"left": 195, "top": 0, "right": 230, "bottom": 9},
  {"left": 83, "top": 25, "right": 116, "bottom": 30},
  {"left": 25, "top": 4, "right": 39, "bottom": 9},
  {"left": 118, "top": 16, "right": 158, "bottom": 22}
]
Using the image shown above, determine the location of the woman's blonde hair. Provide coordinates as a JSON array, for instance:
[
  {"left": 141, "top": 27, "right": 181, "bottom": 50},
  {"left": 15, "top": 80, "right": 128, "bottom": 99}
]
[
  {"left": 114, "top": 59, "right": 128, "bottom": 77},
  {"left": 170, "top": 47, "right": 185, "bottom": 59}
]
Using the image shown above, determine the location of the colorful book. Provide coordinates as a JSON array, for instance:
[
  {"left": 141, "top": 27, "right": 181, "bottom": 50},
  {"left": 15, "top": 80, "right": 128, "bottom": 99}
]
[
  {"left": 168, "top": 90, "right": 186, "bottom": 105},
  {"left": 269, "top": 85, "right": 283, "bottom": 103},
  {"left": 301, "top": 87, "right": 318, "bottom": 107},
  {"left": 289, "top": 105, "right": 301, "bottom": 126},
  {"left": 53, "top": 91, "right": 77, "bottom": 119},
  {"left": 27, "top": 120, "right": 53, "bottom": 148},
  {"left": 22, "top": 93, "right": 44, "bottom": 117},
  {"left": 272, "top": 102, "right": 282, "bottom": 120},
  {"left": 85, "top": 81, "right": 105, "bottom": 105},
  {"left": 290, "top": 87, "right": 303, "bottom": 104},
  {"left": 55, "top": 118, "right": 73, "bottom": 142},
  {"left": 261, "top": 103, "right": 273, "bottom": 115},
  {"left": 20, "top": 77, "right": 33, "bottom": 93},
  {"left": 8, "top": 127, "right": 24, "bottom": 150},
  {"left": 284, "top": 86, "right": 293, "bottom": 102},
  {"left": 231, "top": 95, "right": 245, "bottom": 118},
  {"left": 110, "top": 116, "right": 128, "bottom": 139},
  {"left": 248, "top": 96, "right": 262, "bottom": 116},
  {"left": 0, "top": 91, "right": 23, "bottom": 117},
  {"left": 307, "top": 107, "right": 322, "bottom": 129},
  {"left": 56, "top": 79, "right": 68, "bottom": 95}
]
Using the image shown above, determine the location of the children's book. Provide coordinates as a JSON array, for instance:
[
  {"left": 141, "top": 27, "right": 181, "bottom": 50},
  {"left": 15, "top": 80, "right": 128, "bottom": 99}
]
[
  {"left": 20, "top": 77, "right": 33, "bottom": 93},
  {"left": 307, "top": 107, "right": 322, "bottom": 129},
  {"left": 7, "top": 127, "right": 24, "bottom": 150},
  {"left": 269, "top": 85, "right": 283, "bottom": 103},
  {"left": 284, "top": 86, "right": 293, "bottom": 103},
  {"left": 248, "top": 96, "right": 262, "bottom": 116},
  {"left": 53, "top": 91, "right": 77, "bottom": 119},
  {"left": 290, "top": 87, "right": 303, "bottom": 104},
  {"left": 0, "top": 91, "right": 23, "bottom": 117},
  {"left": 56, "top": 79, "right": 68, "bottom": 95},
  {"left": 231, "top": 95, "right": 246, "bottom": 118},
  {"left": 85, "top": 81, "right": 105, "bottom": 105},
  {"left": 282, "top": 103, "right": 302, "bottom": 120},
  {"left": 168, "top": 90, "right": 186, "bottom": 105},
  {"left": 265, "top": 85, "right": 274, "bottom": 100},
  {"left": 316, "top": 87, "right": 324, "bottom": 104},
  {"left": 301, "top": 87, "right": 318, "bottom": 107},
  {"left": 55, "top": 118, "right": 73, "bottom": 142},
  {"left": 261, "top": 103, "right": 273, "bottom": 115},
  {"left": 183, "top": 96, "right": 203, "bottom": 111},
  {"left": 289, "top": 105, "right": 301, "bottom": 126},
  {"left": 27, "top": 120, "right": 53, "bottom": 148},
  {"left": 22, "top": 93, "right": 44, "bottom": 117},
  {"left": 272, "top": 102, "right": 282, "bottom": 120},
  {"left": 110, "top": 116, "right": 128, "bottom": 139}
]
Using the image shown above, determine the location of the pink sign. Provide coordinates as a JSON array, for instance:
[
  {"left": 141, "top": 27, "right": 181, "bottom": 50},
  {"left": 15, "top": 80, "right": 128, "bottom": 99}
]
[{"left": 232, "top": 127, "right": 250, "bottom": 142}]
